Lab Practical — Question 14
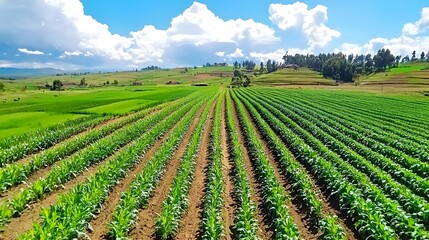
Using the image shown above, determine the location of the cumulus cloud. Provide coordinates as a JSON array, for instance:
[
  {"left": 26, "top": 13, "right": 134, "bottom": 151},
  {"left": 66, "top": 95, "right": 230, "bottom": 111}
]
[
  {"left": 269, "top": 2, "right": 340, "bottom": 49},
  {"left": 249, "top": 47, "right": 313, "bottom": 63},
  {"left": 227, "top": 48, "right": 244, "bottom": 58},
  {"left": 18, "top": 48, "right": 45, "bottom": 55},
  {"left": 335, "top": 36, "right": 429, "bottom": 57},
  {"left": 215, "top": 51, "right": 225, "bottom": 57},
  {"left": 0, "top": 1, "right": 279, "bottom": 68},
  {"left": 402, "top": 7, "right": 429, "bottom": 35}
]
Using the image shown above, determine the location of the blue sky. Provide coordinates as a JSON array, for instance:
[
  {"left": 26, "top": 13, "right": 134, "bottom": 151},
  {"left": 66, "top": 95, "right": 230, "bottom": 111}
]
[{"left": 0, "top": 0, "right": 428, "bottom": 69}]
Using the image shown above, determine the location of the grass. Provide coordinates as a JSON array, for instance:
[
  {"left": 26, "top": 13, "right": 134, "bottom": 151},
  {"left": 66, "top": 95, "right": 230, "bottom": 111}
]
[
  {"left": 361, "top": 62, "right": 429, "bottom": 84},
  {"left": 0, "top": 62, "right": 428, "bottom": 140},
  {"left": 0, "top": 112, "right": 83, "bottom": 138},
  {"left": 253, "top": 68, "right": 336, "bottom": 86}
]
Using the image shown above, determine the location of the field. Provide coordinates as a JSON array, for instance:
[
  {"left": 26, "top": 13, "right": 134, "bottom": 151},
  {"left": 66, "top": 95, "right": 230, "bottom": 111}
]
[{"left": 0, "top": 81, "right": 428, "bottom": 239}]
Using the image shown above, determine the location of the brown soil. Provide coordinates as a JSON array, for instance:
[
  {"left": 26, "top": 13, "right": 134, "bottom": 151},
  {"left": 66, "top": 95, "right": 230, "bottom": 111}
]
[
  {"left": 229, "top": 94, "right": 272, "bottom": 239},
  {"left": 220, "top": 94, "right": 235, "bottom": 240},
  {"left": 126, "top": 103, "right": 207, "bottom": 239},
  {"left": 238, "top": 93, "right": 360, "bottom": 239},
  {"left": 174, "top": 100, "right": 216, "bottom": 239}
]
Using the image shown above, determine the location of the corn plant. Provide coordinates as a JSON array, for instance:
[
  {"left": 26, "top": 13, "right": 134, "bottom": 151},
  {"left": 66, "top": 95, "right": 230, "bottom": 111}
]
[
  {"left": 200, "top": 95, "right": 225, "bottom": 239},
  {"left": 19, "top": 95, "right": 203, "bottom": 239},
  {"left": 0, "top": 95, "right": 197, "bottom": 228},
  {"left": 254, "top": 91, "right": 429, "bottom": 231},
  {"left": 230, "top": 90, "right": 300, "bottom": 240},
  {"left": 0, "top": 102, "right": 169, "bottom": 193},
  {"left": 108, "top": 95, "right": 210, "bottom": 239},
  {"left": 0, "top": 115, "right": 106, "bottom": 166},
  {"left": 241, "top": 89, "right": 429, "bottom": 239},
  {"left": 235, "top": 90, "right": 345, "bottom": 240},
  {"left": 225, "top": 93, "right": 259, "bottom": 240},
  {"left": 155, "top": 94, "right": 215, "bottom": 239}
]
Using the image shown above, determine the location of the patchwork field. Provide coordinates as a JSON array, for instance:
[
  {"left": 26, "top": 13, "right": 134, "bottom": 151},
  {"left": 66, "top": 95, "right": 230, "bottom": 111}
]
[{"left": 0, "top": 85, "right": 428, "bottom": 239}]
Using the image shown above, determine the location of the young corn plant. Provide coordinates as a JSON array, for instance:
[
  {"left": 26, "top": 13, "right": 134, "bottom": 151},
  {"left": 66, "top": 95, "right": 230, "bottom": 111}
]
[
  {"left": 225, "top": 93, "right": 259, "bottom": 240},
  {"left": 230, "top": 90, "right": 300, "bottom": 240},
  {"left": 0, "top": 103, "right": 168, "bottom": 193},
  {"left": 0, "top": 95, "right": 197, "bottom": 229},
  {"left": 0, "top": 115, "right": 105, "bottom": 167},
  {"left": 240, "top": 90, "right": 411, "bottom": 239},
  {"left": 155, "top": 94, "right": 215, "bottom": 239},
  {"left": 19, "top": 95, "right": 203, "bottom": 239},
  {"left": 236, "top": 90, "right": 345, "bottom": 240},
  {"left": 108, "top": 96, "right": 210, "bottom": 239},
  {"left": 200, "top": 95, "right": 225, "bottom": 239}
]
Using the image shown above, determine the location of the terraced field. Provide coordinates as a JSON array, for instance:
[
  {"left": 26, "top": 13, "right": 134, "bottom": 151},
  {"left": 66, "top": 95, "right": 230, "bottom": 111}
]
[{"left": 0, "top": 87, "right": 428, "bottom": 239}]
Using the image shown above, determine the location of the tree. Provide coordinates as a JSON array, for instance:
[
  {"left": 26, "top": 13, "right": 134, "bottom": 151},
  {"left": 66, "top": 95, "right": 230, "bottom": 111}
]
[
  {"left": 79, "top": 77, "right": 86, "bottom": 86},
  {"left": 259, "top": 62, "right": 264, "bottom": 73},
  {"left": 113, "top": 80, "right": 119, "bottom": 85},
  {"left": 243, "top": 75, "right": 251, "bottom": 87},
  {"left": 421, "top": 51, "right": 426, "bottom": 61},
  {"left": 0, "top": 82, "right": 4, "bottom": 92},
  {"left": 411, "top": 51, "right": 417, "bottom": 61},
  {"left": 51, "top": 80, "right": 63, "bottom": 91}
]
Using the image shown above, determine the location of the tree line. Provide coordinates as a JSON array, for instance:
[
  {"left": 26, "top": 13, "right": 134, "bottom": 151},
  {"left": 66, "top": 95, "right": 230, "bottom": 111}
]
[{"left": 282, "top": 49, "right": 429, "bottom": 82}]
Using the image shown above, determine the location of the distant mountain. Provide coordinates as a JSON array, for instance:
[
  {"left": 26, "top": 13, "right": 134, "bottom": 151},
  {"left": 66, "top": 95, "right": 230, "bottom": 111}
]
[{"left": 0, "top": 68, "right": 65, "bottom": 78}]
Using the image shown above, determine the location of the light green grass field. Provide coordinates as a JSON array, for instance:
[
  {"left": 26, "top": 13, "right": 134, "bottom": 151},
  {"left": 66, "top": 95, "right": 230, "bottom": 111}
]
[
  {"left": 0, "top": 112, "right": 83, "bottom": 138},
  {"left": 361, "top": 62, "right": 429, "bottom": 84},
  {"left": 253, "top": 68, "right": 336, "bottom": 86}
]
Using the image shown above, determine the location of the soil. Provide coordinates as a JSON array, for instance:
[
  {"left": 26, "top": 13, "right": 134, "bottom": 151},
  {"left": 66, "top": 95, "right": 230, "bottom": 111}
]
[
  {"left": 127, "top": 102, "right": 207, "bottom": 239},
  {"left": 174, "top": 100, "right": 216, "bottom": 239},
  {"left": 220, "top": 95, "right": 235, "bottom": 240}
]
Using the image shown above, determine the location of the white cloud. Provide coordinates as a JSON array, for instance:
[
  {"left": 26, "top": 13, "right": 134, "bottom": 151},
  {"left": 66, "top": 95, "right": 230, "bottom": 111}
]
[
  {"left": 402, "top": 7, "right": 429, "bottom": 35},
  {"left": 0, "top": 1, "right": 280, "bottom": 68},
  {"left": 250, "top": 49, "right": 286, "bottom": 63},
  {"left": 269, "top": 2, "right": 340, "bottom": 49},
  {"left": 227, "top": 48, "right": 244, "bottom": 58},
  {"left": 215, "top": 51, "right": 225, "bottom": 57},
  {"left": 336, "top": 36, "right": 429, "bottom": 57},
  {"left": 18, "top": 48, "right": 45, "bottom": 55}
]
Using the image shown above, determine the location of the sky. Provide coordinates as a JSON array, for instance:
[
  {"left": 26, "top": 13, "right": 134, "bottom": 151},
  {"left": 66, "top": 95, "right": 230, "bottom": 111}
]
[{"left": 0, "top": 0, "right": 428, "bottom": 70}]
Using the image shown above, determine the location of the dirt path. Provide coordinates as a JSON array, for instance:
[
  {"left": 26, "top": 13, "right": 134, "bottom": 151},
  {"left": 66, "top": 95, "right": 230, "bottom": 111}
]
[
  {"left": 0, "top": 108, "right": 161, "bottom": 203},
  {"left": 229, "top": 95, "right": 272, "bottom": 239},
  {"left": 238, "top": 93, "right": 359, "bottom": 239},
  {"left": 126, "top": 103, "right": 207, "bottom": 239},
  {"left": 220, "top": 94, "right": 234, "bottom": 240},
  {"left": 175, "top": 101, "right": 216, "bottom": 239}
]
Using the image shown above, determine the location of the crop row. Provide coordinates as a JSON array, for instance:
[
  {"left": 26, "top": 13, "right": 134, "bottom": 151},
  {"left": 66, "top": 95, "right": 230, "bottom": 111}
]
[
  {"left": 0, "top": 115, "right": 107, "bottom": 167},
  {"left": 0, "top": 94, "right": 196, "bottom": 228},
  {"left": 240, "top": 89, "right": 429, "bottom": 239},
  {"left": 273, "top": 92, "right": 429, "bottom": 166},
  {"left": 234, "top": 90, "right": 345, "bottom": 240},
  {"left": 288, "top": 90, "right": 429, "bottom": 147},
  {"left": 107, "top": 95, "right": 210, "bottom": 238},
  {"left": 19, "top": 93, "right": 205, "bottom": 239},
  {"left": 0, "top": 102, "right": 169, "bottom": 193},
  {"left": 231, "top": 90, "right": 300, "bottom": 239},
  {"left": 225, "top": 92, "right": 259, "bottom": 239},
  {"left": 200, "top": 94, "right": 225, "bottom": 239},
  {"left": 155, "top": 93, "right": 215, "bottom": 239},
  {"left": 251, "top": 90, "right": 429, "bottom": 228},
  {"left": 237, "top": 90, "right": 396, "bottom": 238}
]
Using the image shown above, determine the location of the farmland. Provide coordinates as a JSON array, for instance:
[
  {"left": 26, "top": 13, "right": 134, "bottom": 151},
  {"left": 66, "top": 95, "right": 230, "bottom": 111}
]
[{"left": 0, "top": 82, "right": 428, "bottom": 239}]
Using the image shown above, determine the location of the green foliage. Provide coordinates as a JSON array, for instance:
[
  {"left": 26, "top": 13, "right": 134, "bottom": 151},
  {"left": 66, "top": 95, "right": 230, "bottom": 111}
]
[{"left": 51, "top": 79, "right": 63, "bottom": 91}]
